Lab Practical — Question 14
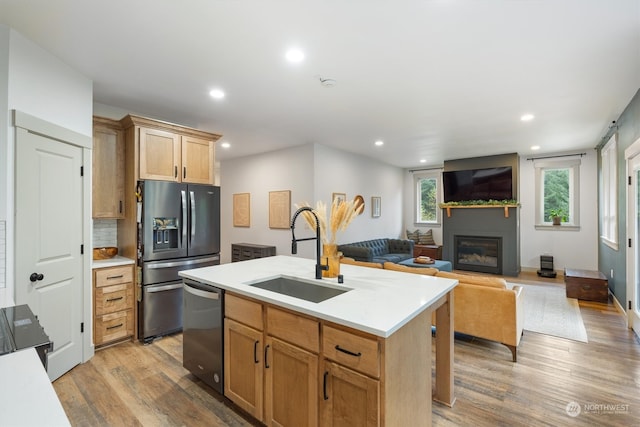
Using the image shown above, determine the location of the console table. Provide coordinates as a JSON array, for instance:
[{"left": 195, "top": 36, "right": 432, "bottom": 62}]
[
  {"left": 413, "top": 244, "right": 443, "bottom": 260},
  {"left": 231, "top": 243, "right": 276, "bottom": 262}
]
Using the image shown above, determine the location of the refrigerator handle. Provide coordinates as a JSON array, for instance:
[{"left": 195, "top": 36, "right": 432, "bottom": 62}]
[
  {"left": 190, "top": 191, "right": 196, "bottom": 245},
  {"left": 181, "top": 190, "right": 187, "bottom": 247}
]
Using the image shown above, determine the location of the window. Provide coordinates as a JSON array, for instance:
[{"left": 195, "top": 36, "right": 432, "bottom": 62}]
[
  {"left": 534, "top": 158, "right": 581, "bottom": 227},
  {"left": 415, "top": 172, "right": 440, "bottom": 224},
  {"left": 601, "top": 135, "right": 618, "bottom": 248}
]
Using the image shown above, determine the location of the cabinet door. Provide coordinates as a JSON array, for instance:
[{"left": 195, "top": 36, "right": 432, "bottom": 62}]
[
  {"left": 92, "top": 123, "right": 124, "bottom": 218},
  {"left": 264, "top": 336, "right": 318, "bottom": 427},
  {"left": 139, "top": 127, "right": 181, "bottom": 181},
  {"left": 224, "top": 318, "right": 264, "bottom": 421},
  {"left": 321, "top": 361, "right": 379, "bottom": 427},
  {"left": 181, "top": 135, "right": 214, "bottom": 184}
]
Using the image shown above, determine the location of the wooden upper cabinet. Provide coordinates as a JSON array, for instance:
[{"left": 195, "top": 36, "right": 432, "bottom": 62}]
[
  {"left": 139, "top": 127, "right": 181, "bottom": 182},
  {"left": 122, "top": 115, "right": 220, "bottom": 184},
  {"left": 181, "top": 135, "right": 215, "bottom": 184},
  {"left": 92, "top": 117, "right": 125, "bottom": 219}
]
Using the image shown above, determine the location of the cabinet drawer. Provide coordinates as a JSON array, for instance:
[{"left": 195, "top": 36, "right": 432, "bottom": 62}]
[
  {"left": 323, "top": 325, "right": 380, "bottom": 378},
  {"left": 95, "top": 265, "right": 133, "bottom": 287},
  {"left": 95, "top": 310, "right": 134, "bottom": 345},
  {"left": 267, "top": 307, "right": 319, "bottom": 353},
  {"left": 95, "top": 283, "right": 134, "bottom": 316},
  {"left": 226, "top": 293, "right": 263, "bottom": 330}
]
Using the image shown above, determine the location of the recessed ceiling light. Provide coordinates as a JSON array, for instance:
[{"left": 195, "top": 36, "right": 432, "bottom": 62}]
[
  {"left": 285, "top": 48, "right": 304, "bottom": 63},
  {"left": 531, "top": 145, "right": 540, "bottom": 150},
  {"left": 420, "top": 159, "right": 427, "bottom": 163},
  {"left": 220, "top": 141, "right": 231, "bottom": 149},
  {"left": 209, "top": 89, "right": 225, "bottom": 99},
  {"left": 521, "top": 113, "right": 535, "bottom": 122},
  {"left": 374, "top": 140, "right": 384, "bottom": 147}
]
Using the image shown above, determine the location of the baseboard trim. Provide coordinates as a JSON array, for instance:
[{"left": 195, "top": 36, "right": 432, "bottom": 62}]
[{"left": 611, "top": 293, "right": 629, "bottom": 328}]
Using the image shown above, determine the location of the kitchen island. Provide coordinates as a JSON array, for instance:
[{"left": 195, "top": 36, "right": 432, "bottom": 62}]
[{"left": 180, "top": 255, "right": 457, "bottom": 426}]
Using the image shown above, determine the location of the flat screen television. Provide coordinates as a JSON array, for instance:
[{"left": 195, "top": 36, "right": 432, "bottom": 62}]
[{"left": 443, "top": 166, "right": 513, "bottom": 202}]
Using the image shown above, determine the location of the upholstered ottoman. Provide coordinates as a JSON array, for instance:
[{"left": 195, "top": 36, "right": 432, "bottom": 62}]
[{"left": 398, "top": 258, "right": 452, "bottom": 272}]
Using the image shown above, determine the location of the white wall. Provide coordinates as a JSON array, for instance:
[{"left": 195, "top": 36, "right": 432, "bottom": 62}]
[
  {"left": 519, "top": 151, "right": 598, "bottom": 271},
  {"left": 0, "top": 26, "right": 93, "bottom": 295},
  {"left": 220, "top": 143, "right": 405, "bottom": 264}
]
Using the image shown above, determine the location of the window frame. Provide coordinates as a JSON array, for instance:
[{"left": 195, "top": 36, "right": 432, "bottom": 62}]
[
  {"left": 414, "top": 171, "right": 441, "bottom": 225},
  {"left": 601, "top": 134, "right": 618, "bottom": 249},
  {"left": 534, "top": 158, "right": 581, "bottom": 229}
]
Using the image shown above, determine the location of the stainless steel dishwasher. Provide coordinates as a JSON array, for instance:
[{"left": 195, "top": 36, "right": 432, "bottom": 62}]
[{"left": 182, "top": 278, "right": 224, "bottom": 393}]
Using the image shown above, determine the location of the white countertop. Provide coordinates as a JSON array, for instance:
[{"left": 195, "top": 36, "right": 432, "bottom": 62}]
[
  {"left": 179, "top": 255, "right": 457, "bottom": 337},
  {"left": 0, "top": 348, "right": 70, "bottom": 426},
  {"left": 92, "top": 255, "right": 135, "bottom": 269}
]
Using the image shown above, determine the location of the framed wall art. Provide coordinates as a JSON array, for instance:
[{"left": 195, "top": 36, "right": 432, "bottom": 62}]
[
  {"left": 233, "top": 193, "right": 250, "bottom": 227},
  {"left": 371, "top": 196, "right": 381, "bottom": 218},
  {"left": 332, "top": 192, "right": 346, "bottom": 205},
  {"left": 269, "top": 190, "right": 291, "bottom": 229}
]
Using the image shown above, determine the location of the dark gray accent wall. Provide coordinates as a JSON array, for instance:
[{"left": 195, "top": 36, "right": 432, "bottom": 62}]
[
  {"left": 442, "top": 207, "right": 520, "bottom": 276},
  {"left": 599, "top": 88, "right": 640, "bottom": 305},
  {"left": 443, "top": 153, "right": 519, "bottom": 200}
]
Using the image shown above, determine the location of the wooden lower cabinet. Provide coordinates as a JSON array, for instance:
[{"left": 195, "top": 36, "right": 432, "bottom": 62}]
[
  {"left": 224, "top": 318, "right": 264, "bottom": 419},
  {"left": 93, "top": 264, "right": 135, "bottom": 347},
  {"left": 224, "top": 292, "right": 432, "bottom": 427},
  {"left": 321, "top": 361, "right": 379, "bottom": 427},
  {"left": 265, "top": 337, "right": 318, "bottom": 427}
]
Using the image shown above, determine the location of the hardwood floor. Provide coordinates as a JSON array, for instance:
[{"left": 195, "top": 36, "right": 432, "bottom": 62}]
[{"left": 53, "top": 272, "right": 640, "bottom": 426}]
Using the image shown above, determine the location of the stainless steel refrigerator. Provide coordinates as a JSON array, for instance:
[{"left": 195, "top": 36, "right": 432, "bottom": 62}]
[{"left": 139, "top": 180, "right": 220, "bottom": 343}]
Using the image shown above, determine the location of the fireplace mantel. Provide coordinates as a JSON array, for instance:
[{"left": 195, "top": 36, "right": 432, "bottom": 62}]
[{"left": 441, "top": 204, "right": 519, "bottom": 218}]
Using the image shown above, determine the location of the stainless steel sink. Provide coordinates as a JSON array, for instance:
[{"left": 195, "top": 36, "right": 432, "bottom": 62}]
[{"left": 247, "top": 276, "right": 350, "bottom": 303}]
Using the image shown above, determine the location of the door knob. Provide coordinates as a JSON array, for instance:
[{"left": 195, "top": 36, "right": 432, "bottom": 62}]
[{"left": 29, "top": 273, "right": 44, "bottom": 282}]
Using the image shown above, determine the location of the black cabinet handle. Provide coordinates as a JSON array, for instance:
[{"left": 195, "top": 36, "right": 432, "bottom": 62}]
[
  {"left": 335, "top": 345, "right": 362, "bottom": 357},
  {"left": 106, "top": 275, "right": 124, "bottom": 280},
  {"left": 254, "top": 340, "right": 260, "bottom": 364},
  {"left": 264, "top": 344, "right": 270, "bottom": 368},
  {"left": 119, "top": 200, "right": 123, "bottom": 213},
  {"left": 106, "top": 296, "right": 124, "bottom": 302},
  {"left": 174, "top": 166, "right": 178, "bottom": 178},
  {"left": 183, "top": 166, "right": 186, "bottom": 179},
  {"left": 323, "top": 371, "right": 329, "bottom": 400},
  {"left": 106, "top": 323, "right": 123, "bottom": 330}
]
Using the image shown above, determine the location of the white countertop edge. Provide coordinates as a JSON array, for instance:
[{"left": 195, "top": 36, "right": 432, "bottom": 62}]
[
  {"left": 0, "top": 348, "right": 70, "bottom": 426},
  {"left": 179, "top": 255, "right": 458, "bottom": 338},
  {"left": 92, "top": 255, "right": 135, "bottom": 269}
]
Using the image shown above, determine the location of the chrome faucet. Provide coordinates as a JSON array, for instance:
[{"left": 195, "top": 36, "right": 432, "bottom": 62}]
[{"left": 291, "top": 206, "right": 328, "bottom": 279}]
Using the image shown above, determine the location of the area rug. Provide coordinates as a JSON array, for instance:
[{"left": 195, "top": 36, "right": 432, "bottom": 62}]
[{"left": 510, "top": 283, "right": 588, "bottom": 343}]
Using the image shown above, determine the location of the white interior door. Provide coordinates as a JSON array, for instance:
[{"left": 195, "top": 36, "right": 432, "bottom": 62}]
[
  {"left": 15, "top": 127, "right": 84, "bottom": 381},
  {"left": 627, "top": 152, "right": 640, "bottom": 338}
]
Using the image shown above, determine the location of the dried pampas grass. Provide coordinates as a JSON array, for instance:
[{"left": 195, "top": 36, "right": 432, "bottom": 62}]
[{"left": 295, "top": 198, "right": 363, "bottom": 244}]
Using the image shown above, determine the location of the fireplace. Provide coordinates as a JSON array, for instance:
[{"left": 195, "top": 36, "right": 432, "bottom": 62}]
[{"left": 454, "top": 235, "right": 502, "bottom": 275}]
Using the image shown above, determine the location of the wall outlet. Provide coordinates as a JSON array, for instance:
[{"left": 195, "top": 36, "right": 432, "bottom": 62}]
[{"left": 610, "top": 269, "right": 614, "bottom": 279}]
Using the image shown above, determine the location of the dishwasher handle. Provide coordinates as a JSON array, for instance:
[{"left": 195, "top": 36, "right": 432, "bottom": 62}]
[
  {"left": 183, "top": 282, "right": 221, "bottom": 300},
  {"left": 146, "top": 282, "right": 184, "bottom": 293}
]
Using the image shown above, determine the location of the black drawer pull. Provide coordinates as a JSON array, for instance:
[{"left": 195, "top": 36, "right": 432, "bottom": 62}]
[
  {"left": 254, "top": 340, "right": 260, "bottom": 364},
  {"left": 264, "top": 344, "right": 270, "bottom": 368},
  {"left": 106, "top": 275, "right": 124, "bottom": 280},
  {"left": 335, "top": 345, "right": 362, "bottom": 357},
  {"left": 106, "top": 296, "right": 124, "bottom": 302},
  {"left": 323, "top": 371, "right": 329, "bottom": 400},
  {"left": 106, "top": 323, "right": 124, "bottom": 330}
]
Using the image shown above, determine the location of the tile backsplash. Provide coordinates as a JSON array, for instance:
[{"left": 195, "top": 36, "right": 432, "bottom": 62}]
[
  {"left": 93, "top": 219, "right": 118, "bottom": 248},
  {"left": 0, "top": 221, "right": 5, "bottom": 288}
]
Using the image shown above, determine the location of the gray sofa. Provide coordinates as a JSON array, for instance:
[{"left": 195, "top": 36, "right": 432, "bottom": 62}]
[{"left": 338, "top": 238, "right": 414, "bottom": 264}]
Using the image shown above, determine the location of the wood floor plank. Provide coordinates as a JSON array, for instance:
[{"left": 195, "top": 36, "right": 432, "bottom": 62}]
[{"left": 52, "top": 271, "right": 640, "bottom": 426}]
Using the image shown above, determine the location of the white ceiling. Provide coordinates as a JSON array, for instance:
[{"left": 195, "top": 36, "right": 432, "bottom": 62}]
[{"left": 1, "top": 0, "right": 639, "bottom": 168}]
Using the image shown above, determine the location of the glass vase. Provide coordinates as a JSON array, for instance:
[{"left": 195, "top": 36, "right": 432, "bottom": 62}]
[{"left": 322, "top": 243, "right": 341, "bottom": 278}]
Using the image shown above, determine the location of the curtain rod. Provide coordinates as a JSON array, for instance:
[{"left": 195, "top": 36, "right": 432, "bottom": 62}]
[
  {"left": 594, "top": 121, "right": 618, "bottom": 151},
  {"left": 526, "top": 152, "right": 586, "bottom": 161},
  {"left": 408, "top": 166, "right": 444, "bottom": 173}
]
